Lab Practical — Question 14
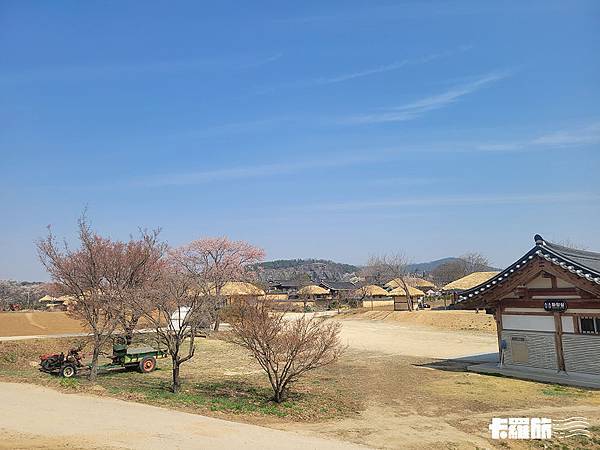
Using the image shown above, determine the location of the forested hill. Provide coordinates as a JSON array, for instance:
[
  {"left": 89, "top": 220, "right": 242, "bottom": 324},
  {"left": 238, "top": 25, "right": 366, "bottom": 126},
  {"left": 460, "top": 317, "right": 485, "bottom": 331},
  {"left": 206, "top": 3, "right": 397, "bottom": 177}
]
[
  {"left": 253, "top": 257, "right": 499, "bottom": 283},
  {"left": 406, "top": 257, "right": 461, "bottom": 274},
  {"left": 253, "top": 259, "right": 359, "bottom": 282}
]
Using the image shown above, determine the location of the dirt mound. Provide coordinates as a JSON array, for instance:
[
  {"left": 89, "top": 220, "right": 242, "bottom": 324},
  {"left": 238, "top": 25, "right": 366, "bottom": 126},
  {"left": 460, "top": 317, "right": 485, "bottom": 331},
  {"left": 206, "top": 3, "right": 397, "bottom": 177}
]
[
  {"left": 0, "top": 312, "right": 86, "bottom": 337},
  {"left": 339, "top": 309, "right": 496, "bottom": 333}
]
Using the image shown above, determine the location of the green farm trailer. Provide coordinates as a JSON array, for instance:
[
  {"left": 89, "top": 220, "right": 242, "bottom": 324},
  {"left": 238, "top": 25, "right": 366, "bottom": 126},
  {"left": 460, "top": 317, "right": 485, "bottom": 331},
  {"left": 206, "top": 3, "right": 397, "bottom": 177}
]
[{"left": 40, "top": 340, "right": 168, "bottom": 378}]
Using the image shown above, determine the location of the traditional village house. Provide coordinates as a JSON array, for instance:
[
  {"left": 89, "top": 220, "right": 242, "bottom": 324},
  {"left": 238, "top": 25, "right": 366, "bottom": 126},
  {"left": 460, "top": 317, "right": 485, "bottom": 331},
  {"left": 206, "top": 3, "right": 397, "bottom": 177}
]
[
  {"left": 455, "top": 235, "right": 600, "bottom": 388},
  {"left": 388, "top": 285, "right": 426, "bottom": 311},
  {"left": 385, "top": 276, "right": 436, "bottom": 293},
  {"left": 267, "top": 280, "right": 306, "bottom": 298},
  {"left": 319, "top": 281, "right": 356, "bottom": 300},
  {"left": 297, "top": 285, "right": 330, "bottom": 309},
  {"left": 39, "top": 294, "right": 72, "bottom": 311},
  {"left": 212, "top": 281, "right": 265, "bottom": 306},
  {"left": 356, "top": 284, "right": 392, "bottom": 309},
  {"left": 442, "top": 271, "right": 500, "bottom": 307},
  {"left": 442, "top": 271, "right": 500, "bottom": 293}
]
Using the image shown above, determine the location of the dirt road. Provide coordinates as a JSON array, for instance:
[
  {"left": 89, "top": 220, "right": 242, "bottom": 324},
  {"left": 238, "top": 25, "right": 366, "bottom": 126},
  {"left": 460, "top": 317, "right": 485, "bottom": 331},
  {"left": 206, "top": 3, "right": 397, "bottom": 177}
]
[
  {"left": 0, "top": 382, "right": 364, "bottom": 450},
  {"left": 338, "top": 319, "right": 498, "bottom": 361}
]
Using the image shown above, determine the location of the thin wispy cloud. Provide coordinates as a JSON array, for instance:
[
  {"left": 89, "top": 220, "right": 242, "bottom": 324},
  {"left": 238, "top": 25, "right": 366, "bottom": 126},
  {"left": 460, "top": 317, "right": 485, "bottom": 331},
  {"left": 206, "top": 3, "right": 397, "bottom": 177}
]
[
  {"left": 130, "top": 153, "right": 390, "bottom": 188},
  {"left": 239, "top": 53, "right": 284, "bottom": 69},
  {"left": 254, "top": 46, "right": 472, "bottom": 94},
  {"left": 0, "top": 53, "right": 283, "bottom": 83},
  {"left": 339, "top": 70, "right": 512, "bottom": 125},
  {"left": 125, "top": 118, "right": 598, "bottom": 189},
  {"left": 316, "top": 46, "right": 472, "bottom": 85},
  {"left": 165, "top": 117, "right": 292, "bottom": 140},
  {"left": 368, "top": 177, "right": 447, "bottom": 187},
  {"left": 300, "top": 192, "right": 600, "bottom": 213},
  {"left": 531, "top": 121, "right": 600, "bottom": 146},
  {"left": 274, "top": 4, "right": 564, "bottom": 25},
  {"left": 474, "top": 120, "right": 600, "bottom": 152}
]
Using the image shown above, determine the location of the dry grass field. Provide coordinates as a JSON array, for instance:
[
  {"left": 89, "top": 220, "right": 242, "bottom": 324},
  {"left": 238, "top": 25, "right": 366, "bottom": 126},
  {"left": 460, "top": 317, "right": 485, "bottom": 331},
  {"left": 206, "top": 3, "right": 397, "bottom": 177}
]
[{"left": 1, "top": 321, "right": 599, "bottom": 449}]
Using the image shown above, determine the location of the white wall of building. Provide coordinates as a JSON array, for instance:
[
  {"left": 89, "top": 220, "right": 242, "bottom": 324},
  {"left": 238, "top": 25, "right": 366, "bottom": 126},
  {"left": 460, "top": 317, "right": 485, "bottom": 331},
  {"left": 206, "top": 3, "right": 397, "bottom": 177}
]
[
  {"left": 502, "top": 314, "right": 555, "bottom": 332},
  {"left": 561, "top": 316, "right": 574, "bottom": 333}
]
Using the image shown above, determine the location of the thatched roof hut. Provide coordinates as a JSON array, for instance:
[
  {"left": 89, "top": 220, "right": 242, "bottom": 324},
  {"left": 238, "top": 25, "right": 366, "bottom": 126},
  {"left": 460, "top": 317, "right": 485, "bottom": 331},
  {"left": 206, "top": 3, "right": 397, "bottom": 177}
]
[
  {"left": 442, "top": 271, "right": 500, "bottom": 292},
  {"left": 356, "top": 284, "right": 389, "bottom": 297},
  {"left": 388, "top": 285, "right": 425, "bottom": 297},
  {"left": 38, "top": 295, "right": 57, "bottom": 303},
  {"left": 385, "top": 277, "right": 436, "bottom": 290},
  {"left": 297, "top": 285, "right": 329, "bottom": 296},
  {"left": 218, "top": 282, "right": 265, "bottom": 296}
]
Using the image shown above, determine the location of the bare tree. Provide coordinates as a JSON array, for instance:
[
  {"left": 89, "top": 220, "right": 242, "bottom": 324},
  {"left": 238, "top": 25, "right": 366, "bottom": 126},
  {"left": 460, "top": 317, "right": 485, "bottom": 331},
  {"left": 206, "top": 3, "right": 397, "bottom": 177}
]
[
  {"left": 135, "top": 257, "right": 216, "bottom": 393},
  {"left": 460, "top": 252, "right": 490, "bottom": 274},
  {"left": 175, "top": 237, "right": 265, "bottom": 331},
  {"left": 432, "top": 252, "right": 490, "bottom": 286},
  {"left": 361, "top": 254, "right": 414, "bottom": 310},
  {"left": 37, "top": 217, "right": 120, "bottom": 381},
  {"left": 109, "top": 230, "right": 168, "bottom": 344},
  {"left": 228, "top": 300, "right": 344, "bottom": 402}
]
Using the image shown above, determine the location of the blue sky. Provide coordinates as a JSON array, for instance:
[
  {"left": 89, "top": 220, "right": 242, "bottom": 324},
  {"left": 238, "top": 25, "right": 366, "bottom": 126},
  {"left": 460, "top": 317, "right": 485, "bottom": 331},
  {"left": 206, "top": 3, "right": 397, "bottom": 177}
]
[{"left": 1, "top": 1, "right": 599, "bottom": 280}]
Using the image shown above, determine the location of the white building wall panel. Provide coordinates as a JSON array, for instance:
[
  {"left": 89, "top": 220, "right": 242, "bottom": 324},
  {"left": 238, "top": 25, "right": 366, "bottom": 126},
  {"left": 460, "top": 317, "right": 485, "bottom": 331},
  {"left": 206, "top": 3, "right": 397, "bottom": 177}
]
[
  {"left": 561, "top": 316, "right": 574, "bottom": 333},
  {"left": 502, "top": 314, "right": 555, "bottom": 332},
  {"left": 562, "top": 335, "right": 600, "bottom": 375},
  {"left": 502, "top": 330, "right": 558, "bottom": 370}
]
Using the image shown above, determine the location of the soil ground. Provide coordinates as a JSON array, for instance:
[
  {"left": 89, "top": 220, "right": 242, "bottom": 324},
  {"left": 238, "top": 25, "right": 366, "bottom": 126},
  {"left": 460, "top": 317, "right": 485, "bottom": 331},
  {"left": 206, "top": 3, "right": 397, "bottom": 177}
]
[
  {"left": 1, "top": 312, "right": 599, "bottom": 449},
  {"left": 339, "top": 308, "right": 497, "bottom": 333},
  {"left": 0, "top": 381, "right": 363, "bottom": 450},
  {"left": 0, "top": 309, "right": 496, "bottom": 338},
  {"left": 0, "top": 311, "right": 86, "bottom": 336}
]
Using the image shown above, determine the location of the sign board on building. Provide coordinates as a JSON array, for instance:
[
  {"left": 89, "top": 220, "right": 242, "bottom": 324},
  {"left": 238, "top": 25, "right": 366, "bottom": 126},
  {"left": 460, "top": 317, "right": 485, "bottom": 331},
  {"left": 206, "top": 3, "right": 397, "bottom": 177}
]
[{"left": 543, "top": 300, "right": 568, "bottom": 312}]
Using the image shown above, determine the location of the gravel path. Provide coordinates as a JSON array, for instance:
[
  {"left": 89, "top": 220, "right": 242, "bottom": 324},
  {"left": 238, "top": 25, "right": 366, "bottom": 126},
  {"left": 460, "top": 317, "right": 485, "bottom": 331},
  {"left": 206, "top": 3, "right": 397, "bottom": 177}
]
[
  {"left": 337, "top": 318, "right": 498, "bottom": 361},
  {"left": 0, "top": 382, "right": 365, "bottom": 450}
]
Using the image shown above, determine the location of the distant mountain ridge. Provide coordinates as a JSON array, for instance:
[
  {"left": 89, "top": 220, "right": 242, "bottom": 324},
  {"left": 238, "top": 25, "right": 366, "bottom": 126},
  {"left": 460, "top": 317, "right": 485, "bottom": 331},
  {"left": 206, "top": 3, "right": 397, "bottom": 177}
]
[
  {"left": 406, "top": 257, "right": 462, "bottom": 274},
  {"left": 254, "top": 259, "right": 359, "bottom": 282},
  {"left": 254, "top": 257, "right": 497, "bottom": 282}
]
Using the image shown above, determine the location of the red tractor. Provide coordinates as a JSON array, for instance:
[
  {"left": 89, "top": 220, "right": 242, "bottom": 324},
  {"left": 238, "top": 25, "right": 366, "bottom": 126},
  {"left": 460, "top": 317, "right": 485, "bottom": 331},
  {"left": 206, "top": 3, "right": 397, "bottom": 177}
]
[{"left": 39, "top": 345, "right": 84, "bottom": 378}]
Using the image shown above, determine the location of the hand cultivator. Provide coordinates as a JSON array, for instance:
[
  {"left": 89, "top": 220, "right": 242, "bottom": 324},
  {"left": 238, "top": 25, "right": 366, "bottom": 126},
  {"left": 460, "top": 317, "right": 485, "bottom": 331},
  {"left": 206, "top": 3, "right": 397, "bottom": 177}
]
[{"left": 39, "top": 338, "right": 168, "bottom": 378}]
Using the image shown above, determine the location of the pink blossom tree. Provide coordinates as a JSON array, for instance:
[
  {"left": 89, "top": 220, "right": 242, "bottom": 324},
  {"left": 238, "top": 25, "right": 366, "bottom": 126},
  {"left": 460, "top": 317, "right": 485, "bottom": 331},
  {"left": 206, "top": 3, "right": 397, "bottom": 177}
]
[{"left": 173, "top": 237, "right": 265, "bottom": 330}]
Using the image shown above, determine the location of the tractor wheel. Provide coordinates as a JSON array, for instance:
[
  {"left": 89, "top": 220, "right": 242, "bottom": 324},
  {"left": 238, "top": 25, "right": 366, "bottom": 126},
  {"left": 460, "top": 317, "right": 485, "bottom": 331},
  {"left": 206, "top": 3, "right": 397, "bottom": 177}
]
[
  {"left": 139, "top": 357, "right": 156, "bottom": 373},
  {"left": 60, "top": 363, "right": 77, "bottom": 378}
]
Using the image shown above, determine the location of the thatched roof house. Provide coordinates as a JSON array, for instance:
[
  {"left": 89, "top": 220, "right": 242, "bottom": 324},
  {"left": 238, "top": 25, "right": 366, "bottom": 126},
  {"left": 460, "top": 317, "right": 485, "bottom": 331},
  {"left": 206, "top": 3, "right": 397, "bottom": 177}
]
[
  {"left": 219, "top": 282, "right": 265, "bottom": 296},
  {"left": 385, "top": 277, "right": 436, "bottom": 290},
  {"left": 442, "top": 271, "right": 499, "bottom": 292},
  {"left": 298, "top": 285, "right": 329, "bottom": 296},
  {"left": 319, "top": 280, "right": 355, "bottom": 291},
  {"left": 356, "top": 284, "right": 389, "bottom": 297},
  {"left": 388, "top": 285, "right": 425, "bottom": 297}
]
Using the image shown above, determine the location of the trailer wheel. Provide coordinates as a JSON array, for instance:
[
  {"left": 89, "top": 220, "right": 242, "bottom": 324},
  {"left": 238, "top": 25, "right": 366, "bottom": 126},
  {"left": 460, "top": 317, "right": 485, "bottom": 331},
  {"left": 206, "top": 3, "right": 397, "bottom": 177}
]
[
  {"left": 60, "top": 363, "right": 77, "bottom": 378},
  {"left": 139, "top": 357, "right": 156, "bottom": 373}
]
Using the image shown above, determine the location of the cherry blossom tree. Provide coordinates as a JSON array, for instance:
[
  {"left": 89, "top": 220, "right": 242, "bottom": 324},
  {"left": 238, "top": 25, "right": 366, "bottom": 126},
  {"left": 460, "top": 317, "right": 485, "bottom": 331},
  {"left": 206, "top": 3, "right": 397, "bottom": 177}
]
[
  {"left": 134, "top": 256, "right": 216, "bottom": 393},
  {"left": 37, "top": 217, "right": 120, "bottom": 381},
  {"left": 173, "top": 237, "right": 265, "bottom": 331}
]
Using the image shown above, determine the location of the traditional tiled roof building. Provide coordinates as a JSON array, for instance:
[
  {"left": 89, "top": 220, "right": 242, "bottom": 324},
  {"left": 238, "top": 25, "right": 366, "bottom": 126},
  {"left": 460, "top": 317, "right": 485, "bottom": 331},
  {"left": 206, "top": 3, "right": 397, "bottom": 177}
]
[{"left": 455, "top": 234, "right": 600, "bottom": 387}]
